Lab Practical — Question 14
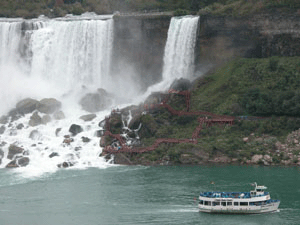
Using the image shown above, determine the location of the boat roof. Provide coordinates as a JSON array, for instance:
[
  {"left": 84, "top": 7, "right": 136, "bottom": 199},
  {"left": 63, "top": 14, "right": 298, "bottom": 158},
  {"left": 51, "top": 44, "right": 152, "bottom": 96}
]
[{"left": 199, "top": 191, "right": 269, "bottom": 199}]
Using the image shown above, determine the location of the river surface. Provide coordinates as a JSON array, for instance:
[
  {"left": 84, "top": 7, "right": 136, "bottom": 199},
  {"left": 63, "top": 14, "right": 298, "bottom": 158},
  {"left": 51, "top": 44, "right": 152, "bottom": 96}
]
[{"left": 0, "top": 165, "right": 299, "bottom": 225}]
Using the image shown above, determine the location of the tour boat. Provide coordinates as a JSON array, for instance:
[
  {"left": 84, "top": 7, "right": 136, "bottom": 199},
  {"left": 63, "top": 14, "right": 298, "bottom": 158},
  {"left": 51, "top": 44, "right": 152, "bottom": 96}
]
[{"left": 198, "top": 182, "right": 280, "bottom": 214}]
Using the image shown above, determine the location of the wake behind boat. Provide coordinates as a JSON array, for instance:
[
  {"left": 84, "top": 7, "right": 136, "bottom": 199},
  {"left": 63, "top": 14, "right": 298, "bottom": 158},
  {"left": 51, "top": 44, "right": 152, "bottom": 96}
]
[{"left": 198, "top": 182, "right": 280, "bottom": 214}]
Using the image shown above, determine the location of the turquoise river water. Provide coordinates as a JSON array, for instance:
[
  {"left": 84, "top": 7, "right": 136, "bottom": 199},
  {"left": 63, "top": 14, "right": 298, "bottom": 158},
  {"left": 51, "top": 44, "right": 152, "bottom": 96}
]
[{"left": 0, "top": 165, "right": 299, "bottom": 225}]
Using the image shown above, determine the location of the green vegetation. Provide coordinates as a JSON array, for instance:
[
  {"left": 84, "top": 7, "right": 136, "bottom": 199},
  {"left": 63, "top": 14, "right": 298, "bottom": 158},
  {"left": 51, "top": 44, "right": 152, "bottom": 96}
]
[
  {"left": 191, "top": 57, "right": 300, "bottom": 117},
  {"left": 1, "top": 0, "right": 299, "bottom": 18},
  {"left": 128, "top": 56, "right": 300, "bottom": 165},
  {"left": 199, "top": 0, "right": 300, "bottom": 17}
]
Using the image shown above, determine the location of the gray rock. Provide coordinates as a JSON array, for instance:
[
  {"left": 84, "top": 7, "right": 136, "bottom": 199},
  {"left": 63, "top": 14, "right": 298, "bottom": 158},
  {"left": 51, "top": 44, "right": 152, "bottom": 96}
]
[
  {"left": 69, "top": 124, "right": 83, "bottom": 136},
  {"left": 6, "top": 157, "right": 30, "bottom": 168},
  {"left": 29, "top": 112, "right": 42, "bottom": 127},
  {"left": 0, "top": 125, "right": 5, "bottom": 134},
  {"left": 169, "top": 78, "right": 192, "bottom": 91},
  {"left": 37, "top": 98, "right": 62, "bottom": 114},
  {"left": 79, "top": 114, "right": 97, "bottom": 122},
  {"left": 16, "top": 123, "right": 24, "bottom": 130},
  {"left": 81, "top": 136, "right": 91, "bottom": 143},
  {"left": 79, "top": 88, "right": 112, "bottom": 113},
  {"left": 7, "top": 144, "right": 24, "bottom": 160},
  {"left": 41, "top": 115, "right": 51, "bottom": 124},
  {"left": 55, "top": 128, "right": 62, "bottom": 137},
  {"left": 16, "top": 98, "right": 39, "bottom": 114},
  {"left": 0, "top": 115, "right": 8, "bottom": 124},
  {"left": 29, "top": 130, "right": 42, "bottom": 140},
  {"left": 0, "top": 148, "right": 4, "bottom": 165},
  {"left": 53, "top": 111, "right": 65, "bottom": 120},
  {"left": 49, "top": 152, "right": 59, "bottom": 158}
]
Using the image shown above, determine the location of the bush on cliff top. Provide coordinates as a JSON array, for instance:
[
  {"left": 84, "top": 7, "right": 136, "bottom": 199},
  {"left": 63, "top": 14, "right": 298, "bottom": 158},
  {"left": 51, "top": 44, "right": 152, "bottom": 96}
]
[{"left": 191, "top": 56, "right": 300, "bottom": 117}]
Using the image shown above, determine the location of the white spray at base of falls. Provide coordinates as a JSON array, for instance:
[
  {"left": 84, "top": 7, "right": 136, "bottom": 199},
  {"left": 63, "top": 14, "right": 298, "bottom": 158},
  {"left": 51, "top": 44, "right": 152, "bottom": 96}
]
[
  {"left": 0, "top": 14, "right": 200, "bottom": 177},
  {"left": 0, "top": 15, "right": 116, "bottom": 177}
]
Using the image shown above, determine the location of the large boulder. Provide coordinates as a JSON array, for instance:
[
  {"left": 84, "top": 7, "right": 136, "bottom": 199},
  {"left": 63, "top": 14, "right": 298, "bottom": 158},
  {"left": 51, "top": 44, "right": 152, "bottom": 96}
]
[
  {"left": 16, "top": 98, "right": 39, "bottom": 114},
  {"left": 53, "top": 111, "right": 65, "bottom": 120},
  {"left": 7, "top": 144, "right": 24, "bottom": 160},
  {"left": 6, "top": 157, "right": 30, "bottom": 168},
  {"left": 41, "top": 115, "right": 52, "bottom": 124},
  {"left": 69, "top": 124, "right": 83, "bottom": 136},
  {"left": 29, "top": 112, "right": 42, "bottom": 127},
  {"left": 37, "top": 98, "right": 62, "bottom": 114},
  {"left": 169, "top": 78, "right": 192, "bottom": 91},
  {"left": 79, "top": 88, "right": 112, "bottom": 113}
]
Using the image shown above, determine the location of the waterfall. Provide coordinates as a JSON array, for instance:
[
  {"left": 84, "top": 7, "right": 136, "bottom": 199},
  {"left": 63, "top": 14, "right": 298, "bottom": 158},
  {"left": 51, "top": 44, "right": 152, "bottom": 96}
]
[
  {"left": 0, "top": 15, "right": 115, "bottom": 175},
  {"left": 162, "top": 16, "right": 199, "bottom": 82},
  {"left": 141, "top": 15, "right": 199, "bottom": 97},
  {"left": 0, "top": 16, "right": 114, "bottom": 115}
]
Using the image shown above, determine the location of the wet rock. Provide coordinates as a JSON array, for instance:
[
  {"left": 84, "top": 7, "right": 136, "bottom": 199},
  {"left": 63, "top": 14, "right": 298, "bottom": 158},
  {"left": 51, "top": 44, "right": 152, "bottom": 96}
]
[
  {"left": 41, "top": 115, "right": 51, "bottom": 124},
  {"left": 8, "top": 109, "right": 24, "bottom": 122},
  {"left": 16, "top": 123, "right": 24, "bottom": 130},
  {"left": 49, "top": 152, "right": 59, "bottom": 158},
  {"left": 29, "top": 130, "right": 42, "bottom": 140},
  {"left": 80, "top": 114, "right": 97, "bottom": 122},
  {"left": 96, "top": 130, "right": 105, "bottom": 137},
  {"left": 0, "top": 115, "right": 8, "bottom": 124},
  {"left": 57, "top": 161, "right": 75, "bottom": 168},
  {"left": 18, "top": 157, "right": 30, "bottom": 167},
  {"left": 169, "top": 78, "right": 192, "bottom": 91},
  {"left": 0, "top": 148, "right": 4, "bottom": 165},
  {"left": 81, "top": 136, "right": 91, "bottom": 143},
  {"left": 29, "top": 112, "right": 42, "bottom": 127},
  {"left": 55, "top": 128, "right": 62, "bottom": 137},
  {"left": 0, "top": 125, "right": 5, "bottom": 134},
  {"left": 16, "top": 98, "right": 39, "bottom": 114},
  {"left": 69, "top": 124, "right": 83, "bottom": 136},
  {"left": 53, "top": 111, "right": 65, "bottom": 120},
  {"left": 79, "top": 88, "right": 112, "bottom": 113},
  {"left": 7, "top": 144, "right": 24, "bottom": 160},
  {"left": 63, "top": 136, "right": 74, "bottom": 145},
  {"left": 6, "top": 157, "right": 30, "bottom": 168},
  {"left": 37, "top": 98, "right": 61, "bottom": 114}
]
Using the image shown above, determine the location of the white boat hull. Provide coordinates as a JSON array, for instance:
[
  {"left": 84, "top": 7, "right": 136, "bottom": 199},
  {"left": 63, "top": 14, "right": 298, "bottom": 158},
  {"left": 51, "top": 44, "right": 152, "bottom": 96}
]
[{"left": 199, "top": 201, "right": 280, "bottom": 214}]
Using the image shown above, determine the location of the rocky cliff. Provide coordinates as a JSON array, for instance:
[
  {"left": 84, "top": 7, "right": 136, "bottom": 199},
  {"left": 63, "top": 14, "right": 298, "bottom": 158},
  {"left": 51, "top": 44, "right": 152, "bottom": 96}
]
[
  {"left": 112, "top": 15, "right": 171, "bottom": 91},
  {"left": 112, "top": 12, "right": 300, "bottom": 84},
  {"left": 196, "top": 12, "right": 300, "bottom": 67}
]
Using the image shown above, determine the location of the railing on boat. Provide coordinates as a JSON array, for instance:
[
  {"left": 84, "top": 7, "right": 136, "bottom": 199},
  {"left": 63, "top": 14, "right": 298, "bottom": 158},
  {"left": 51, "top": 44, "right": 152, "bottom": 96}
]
[{"left": 199, "top": 192, "right": 269, "bottom": 199}]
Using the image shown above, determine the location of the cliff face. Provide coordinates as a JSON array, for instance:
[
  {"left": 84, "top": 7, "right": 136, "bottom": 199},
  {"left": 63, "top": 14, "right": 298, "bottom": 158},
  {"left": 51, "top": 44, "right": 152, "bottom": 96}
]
[
  {"left": 112, "top": 16, "right": 171, "bottom": 91},
  {"left": 196, "top": 12, "right": 300, "bottom": 67},
  {"left": 112, "top": 12, "right": 300, "bottom": 85}
]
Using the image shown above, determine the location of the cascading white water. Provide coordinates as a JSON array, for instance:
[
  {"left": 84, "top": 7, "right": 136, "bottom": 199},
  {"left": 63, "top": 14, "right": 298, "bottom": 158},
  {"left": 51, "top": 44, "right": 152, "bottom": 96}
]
[
  {"left": 0, "top": 14, "right": 200, "bottom": 177},
  {"left": 162, "top": 16, "right": 199, "bottom": 82},
  {"left": 0, "top": 15, "right": 116, "bottom": 176},
  {"left": 30, "top": 19, "right": 113, "bottom": 90},
  {"left": 141, "top": 15, "right": 199, "bottom": 98}
]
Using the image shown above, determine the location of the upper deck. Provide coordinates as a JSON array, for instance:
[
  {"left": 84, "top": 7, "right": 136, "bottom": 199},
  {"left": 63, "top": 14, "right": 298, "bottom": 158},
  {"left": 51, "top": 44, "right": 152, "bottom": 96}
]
[{"left": 199, "top": 191, "right": 269, "bottom": 199}]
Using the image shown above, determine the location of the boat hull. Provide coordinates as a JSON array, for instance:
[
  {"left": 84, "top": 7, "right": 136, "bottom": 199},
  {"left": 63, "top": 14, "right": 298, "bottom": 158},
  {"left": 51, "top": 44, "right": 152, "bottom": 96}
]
[{"left": 199, "top": 201, "right": 280, "bottom": 214}]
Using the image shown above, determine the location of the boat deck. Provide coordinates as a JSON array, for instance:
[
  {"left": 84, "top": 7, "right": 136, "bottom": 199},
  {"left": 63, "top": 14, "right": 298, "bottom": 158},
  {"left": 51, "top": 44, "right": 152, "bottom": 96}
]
[{"left": 199, "top": 192, "right": 269, "bottom": 199}]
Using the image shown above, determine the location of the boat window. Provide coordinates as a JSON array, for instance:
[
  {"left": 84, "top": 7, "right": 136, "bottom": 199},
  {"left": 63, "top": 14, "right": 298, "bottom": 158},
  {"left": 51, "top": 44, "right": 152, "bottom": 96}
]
[
  {"left": 212, "top": 202, "right": 220, "bottom": 206},
  {"left": 199, "top": 200, "right": 203, "bottom": 205},
  {"left": 240, "top": 202, "right": 248, "bottom": 206},
  {"left": 204, "top": 201, "right": 211, "bottom": 206},
  {"left": 227, "top": 202, "right": 232, "bottom": 206},
  {"left": 221, "top": 202, "right": 226, "bottom": 206},
  {"left": 234, "top": 202, "right": 239, "bottom": 206}
]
